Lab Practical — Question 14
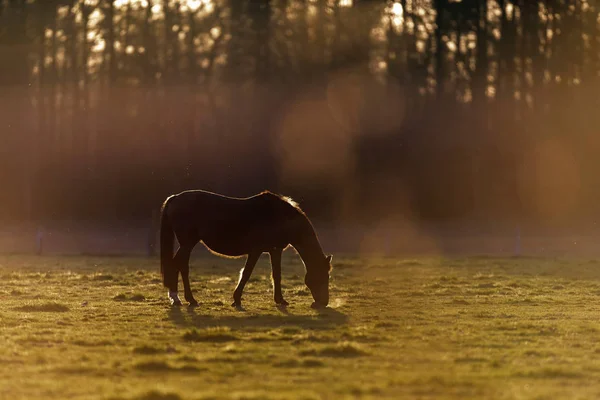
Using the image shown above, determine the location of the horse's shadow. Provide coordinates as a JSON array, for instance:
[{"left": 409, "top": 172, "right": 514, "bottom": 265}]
[{"left": 166, "top": 305, "right": 348, "bottom": 331}]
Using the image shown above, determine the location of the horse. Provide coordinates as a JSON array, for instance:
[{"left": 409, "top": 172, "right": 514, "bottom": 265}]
[{"left": 159, "top": 189, "right": 333, "bottom": 309}]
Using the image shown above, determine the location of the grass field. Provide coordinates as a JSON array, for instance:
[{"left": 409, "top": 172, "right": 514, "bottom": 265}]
[{"left": 2, "top": 253, "right": 600, "bottom": 399}]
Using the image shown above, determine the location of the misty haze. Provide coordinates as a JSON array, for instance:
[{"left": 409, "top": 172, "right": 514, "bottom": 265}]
[{"left": 1, "top": 1, "right": 600, "bottom": 399}]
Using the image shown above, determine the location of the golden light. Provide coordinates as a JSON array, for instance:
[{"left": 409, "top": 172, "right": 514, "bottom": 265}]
[
  {"left": 505, "top": 2, "right": 514, "bottom": 18},
  {"left": 188, "top": 0, "right": 203, "bottom": 12},
  {"left": 57, "top": 6, "right": 69, "bottom": 18},
  {"left": 388, "top": 1, "right": 404, "bottom": 32},
  {"left": 204, "top": 2, "right": 215, "bottom": 14},
  {"left": 581, "top": 0, "right": 590, "bottom": 12},
  {"left": 538, "top": 2, "right": 549, "bottom": 22},
  {"left": 339, "top": 0, "right": 353, "bottom": 7},
  {"left": 371, "top": 27, "right": 385, "bottom": 41},
  {"left": 210, "top": 27, "right": 221, "bottom": 38},
  {"left": 92, "top": 38, "right": 106, "bottom": 52},
  {"left": 460, "top": 88, "right": 472, "bottom": 103},
  {"left": 88, "top": 8, "right": 103, "bottom": 28},
  {"left": 56, "top": 30, "right": 65, "bottom": 42},
  {"left": 215, "top": 54, "right": 227, "bottom": 65}
]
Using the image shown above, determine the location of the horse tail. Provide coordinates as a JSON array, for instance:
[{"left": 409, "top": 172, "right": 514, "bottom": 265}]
[{"left": 160, "top": 196, "right": 175, "bottom": 289}]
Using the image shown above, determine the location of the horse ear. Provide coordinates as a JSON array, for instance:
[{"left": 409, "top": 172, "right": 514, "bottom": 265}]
[{"left": 326, "top": 255, "right": 333, "bottom": 263}]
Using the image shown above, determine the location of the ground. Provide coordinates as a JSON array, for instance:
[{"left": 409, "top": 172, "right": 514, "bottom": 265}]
[{"left": 2, "top": 254, "right": 600, "bottom": 400}]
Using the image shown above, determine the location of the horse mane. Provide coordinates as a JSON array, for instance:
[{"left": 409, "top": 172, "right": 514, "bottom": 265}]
[
  {"left": 261, "top": 191, "right": 331, "bottom": 273},
  {"left": 261, "top": 190, "right": 305, "bottom": 215},
  {"left": 280, "top": 195, "right": 300, "bottom": 210}
]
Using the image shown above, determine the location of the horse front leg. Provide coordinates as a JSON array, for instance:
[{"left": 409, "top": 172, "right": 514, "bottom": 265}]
[
  {"left": 269, "top": 248, "right": 288, "bottom": 306},
  {"left": 232, "top": 251, "right": 261, "bottom": 308}
]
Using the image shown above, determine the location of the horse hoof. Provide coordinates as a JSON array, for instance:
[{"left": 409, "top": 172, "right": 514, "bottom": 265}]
[
  {"left": 171, "top": 299, "right": 183, "bottom": 307},
  {"left": 310, "top": 302, "right": 327, "bottom": 309},
  {"left": 275, "top": 299, "right": 289, "bottom": 306},
  {"left": 188, "top": 300, "right": 199, "bottom": 307}
]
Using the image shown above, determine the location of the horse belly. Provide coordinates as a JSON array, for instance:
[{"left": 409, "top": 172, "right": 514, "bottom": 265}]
[
  {"left": 202, "top": 230, "right": 283, "bottom": 257},
  {"left": 201, "top": 241, "right": 245, "bottom": 257},
  {"left": 201, "top": 235, "right": 256, "bottom": 257}
]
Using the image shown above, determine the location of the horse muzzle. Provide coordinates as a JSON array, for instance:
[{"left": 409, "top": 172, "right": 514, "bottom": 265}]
[{"left": 309, "top": 286, "right": 329, "bottom": 308}]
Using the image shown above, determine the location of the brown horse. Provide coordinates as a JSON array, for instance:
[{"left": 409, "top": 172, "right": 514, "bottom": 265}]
[{"left": 159, "top": 190, "right": 332, "bottom": 309}]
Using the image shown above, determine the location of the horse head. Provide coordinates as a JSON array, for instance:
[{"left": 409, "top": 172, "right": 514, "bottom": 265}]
[{"left": 306, "top": 254, "right": 332, "bottom": 308}]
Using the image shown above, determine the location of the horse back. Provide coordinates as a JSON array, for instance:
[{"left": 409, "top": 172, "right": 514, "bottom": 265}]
[{"left": 165, "top": 190, "right": 303, "bottom": 255}]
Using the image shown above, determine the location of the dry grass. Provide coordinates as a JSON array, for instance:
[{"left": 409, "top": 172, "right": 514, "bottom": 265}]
[{"left": 2, "top": 254, "right": 600, "bottom": 399}]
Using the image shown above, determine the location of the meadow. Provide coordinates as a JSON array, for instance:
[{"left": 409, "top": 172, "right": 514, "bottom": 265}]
[{"left": 2, "top": 253, "right": 600, "bottom": 399}]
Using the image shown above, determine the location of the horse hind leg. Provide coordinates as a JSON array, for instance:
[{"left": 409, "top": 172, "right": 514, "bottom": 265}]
[
  {"left": 165, "top": 257, "right": 182, "bottom": 306},
  {"left": 167, "top": 248, "right": 183, "bottom": 306},
  {"left": 170, "top": 229, "right": 199, "bottom": 307},
  {"left": 175, "top": 244, "right": 198, "bottom": 307}
]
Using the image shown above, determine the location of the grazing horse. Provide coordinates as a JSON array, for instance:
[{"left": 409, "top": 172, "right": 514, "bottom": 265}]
[{"left": 159, "top": 190, "right": 333, "bottom": 309}]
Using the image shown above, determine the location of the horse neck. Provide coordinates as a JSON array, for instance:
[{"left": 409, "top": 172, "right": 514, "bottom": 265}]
[{"left": 291, "top": 224, "right": 325, "bottom": 272}]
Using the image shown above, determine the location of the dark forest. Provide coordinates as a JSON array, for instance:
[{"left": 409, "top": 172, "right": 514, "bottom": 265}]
[{"left": 1, "top": 0, "right": 598, "bottom": 229}]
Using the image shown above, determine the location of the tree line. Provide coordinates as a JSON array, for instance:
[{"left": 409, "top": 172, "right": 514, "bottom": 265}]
[{"left": 0, "top": 0, "right": 598, "bottom": 227}]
